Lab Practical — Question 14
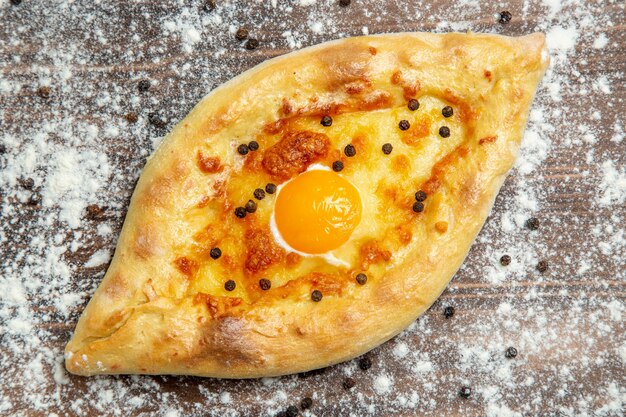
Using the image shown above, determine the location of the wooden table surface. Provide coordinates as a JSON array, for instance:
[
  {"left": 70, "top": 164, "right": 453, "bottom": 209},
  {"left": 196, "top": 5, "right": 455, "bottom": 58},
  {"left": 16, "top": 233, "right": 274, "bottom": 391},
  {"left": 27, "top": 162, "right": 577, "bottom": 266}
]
[{"left": 1, "top": 1, "right": 624, "bottom": 416}]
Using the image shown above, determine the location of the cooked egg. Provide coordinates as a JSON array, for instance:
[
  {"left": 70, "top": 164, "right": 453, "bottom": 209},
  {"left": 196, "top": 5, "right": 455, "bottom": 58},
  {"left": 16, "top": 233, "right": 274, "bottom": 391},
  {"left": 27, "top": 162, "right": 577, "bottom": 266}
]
[{"left": 270, "top": 165, "right": 362, "bottom": 264}]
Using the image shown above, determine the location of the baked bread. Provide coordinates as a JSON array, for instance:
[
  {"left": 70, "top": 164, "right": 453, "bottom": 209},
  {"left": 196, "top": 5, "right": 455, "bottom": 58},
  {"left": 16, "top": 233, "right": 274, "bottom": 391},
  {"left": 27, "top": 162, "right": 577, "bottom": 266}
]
[{"left": 65, "top": 32, "right": 549, "bottom": 377}]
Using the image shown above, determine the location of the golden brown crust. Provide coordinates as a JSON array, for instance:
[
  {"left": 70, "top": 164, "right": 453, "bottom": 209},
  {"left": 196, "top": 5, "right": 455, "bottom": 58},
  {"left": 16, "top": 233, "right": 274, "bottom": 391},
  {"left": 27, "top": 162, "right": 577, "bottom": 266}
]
[{"left": 65, "top": 32, "right": 549, "bottom": 378}]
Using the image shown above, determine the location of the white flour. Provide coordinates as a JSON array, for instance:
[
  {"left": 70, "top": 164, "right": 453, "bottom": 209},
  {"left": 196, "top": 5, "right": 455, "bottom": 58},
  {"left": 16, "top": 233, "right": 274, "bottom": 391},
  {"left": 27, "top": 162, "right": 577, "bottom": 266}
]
[{"left": 0, "top": 0, "right": 624, "bottom": 416}]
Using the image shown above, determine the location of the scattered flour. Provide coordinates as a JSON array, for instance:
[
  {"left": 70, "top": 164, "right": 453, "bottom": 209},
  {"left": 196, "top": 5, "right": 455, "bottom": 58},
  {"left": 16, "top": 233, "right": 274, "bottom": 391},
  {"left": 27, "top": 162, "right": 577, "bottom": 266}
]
[{"left": 0, "top": 1, "right": 623, "bottom": 416}]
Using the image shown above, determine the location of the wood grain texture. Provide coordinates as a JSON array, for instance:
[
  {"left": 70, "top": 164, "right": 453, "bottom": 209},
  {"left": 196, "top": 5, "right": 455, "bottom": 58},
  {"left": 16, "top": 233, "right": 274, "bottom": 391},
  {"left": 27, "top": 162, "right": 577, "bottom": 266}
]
[{"left": 0, "top": 1, "right": 624, "bottom": 416}]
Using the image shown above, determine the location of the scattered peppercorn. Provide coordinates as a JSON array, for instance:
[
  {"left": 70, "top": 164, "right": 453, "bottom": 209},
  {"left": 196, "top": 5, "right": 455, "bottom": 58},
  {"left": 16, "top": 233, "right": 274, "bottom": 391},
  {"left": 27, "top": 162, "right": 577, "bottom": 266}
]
[
  {"left": 10, "top": 0, "right": 21, "bottom": 6},
  {"left": 344, "top": 144, "right": 356, "bottom": 157},
  {"left": 408, "top": 99, "right": 420, "bottom": 111},
  {"left": 339, "top": 0, "right": 351, "bottom": 6},
  {"left": 412, "top": 201, "right": 424, "bottom": 213},
  {"left": 20, "top": 178, "right": 35, "bottom": 190},
  {"left": 224, "top": 280, "right": 236, "bottom": 291},
  {"left": 234, "top": 207, "right": 247, "bottom": 218},
  {"left": 245, "top": 38, "right": 259, "bottom": 50},
  {"left": 442, "top": 106, "right": 454, "bottom": 118},
  {"left": 444, "top": 305, "right": 455, "bottom": 318},
  {"left": 265, "top": 183, "right": 277, "bottom": 194},
  {"left": 358, "top": 357, "right": 372, "bottom": 371},
  {"left": 536, "top": 260, "right": 548, "bottom": 273},
  {"left": 332, "top": 160, "right": 344, "bottom": 172},
  {"left": 320, "top": 115, "right": 333, "bottom": 127},
  {"left": 37, "top": 86, "right": 51, "bottom": 99},
  {"left": 356, "top": 273, "right": 367, "bottom": 285},
  {"left": 137, "top": 79, "right": 150, "bottom": 92},
  {"left": 124, "top": 112, "right": 138, "bottom": 123},
  {"left": 526, "top": 217, "right": 540, "bottom": 230},
  {"left": 382, "top": 143, "right": 393, "bottom": 155},
  {"left": 237, "top": 144, "right": 249, "bottom": 155},
  {"left": 500, "top": 254, "right": 511, "bottom": 266},
  {"left": 235, "top": 28, "right": 249, "bottom": 41},
  {"left": 0, "top": 144, "right": 6, "bottom": 154},
  {"left": 499, "top": 11, "right": 512, "bottom": 24},
  {"left": 399, "top": 120, "right": 410, "bottom": 130},
  {"left": 285, "top": 406, "right": 298, "bottom": 417},
  {"left": 203, "top": 0, "right": 216, "bottom": 11},
  {"left": 253, "top": 188, "right": 266, "bottom": 200},
  {"left": 259, "top": 278, "right": 271, "bottom": 291},
  {"left": 300, "top": 397, "right": 313, "bottom": 410},
  {"left": 148, "top": 113, "right": 167, "bottom": 128},
  {"left": 439, "top": 126, "right": 451, "bottom": 138},
  {"left": 459, "top": 386, "right": 472, "bottom": 398},
  {"left": 505, "top": 346, "right": 518, "bottom": 358},
  {"left": 343, "top": 377, "right": 356, "bottom": 390},
  {"left": 245, "top": 199, "right": 257, "bottom": 213},
  {"left": 414, "top": 190, "right": 427, "bottom": 202},
  {"left": 210, "top": 247, "right": 222, "bottom": 259},
  {"left": 248, "top": 141, "right": 259, "bottom": 151},
  {"left": 311, "top": 290, "right": 323, "bottom": 302}
]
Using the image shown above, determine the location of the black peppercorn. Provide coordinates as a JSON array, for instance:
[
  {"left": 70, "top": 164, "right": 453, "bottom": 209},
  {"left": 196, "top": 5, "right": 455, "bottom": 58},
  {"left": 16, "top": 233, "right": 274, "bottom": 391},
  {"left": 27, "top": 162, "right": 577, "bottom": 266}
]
[
  {"left": 344, "top": 144, "right": 356, "bottom": 157},
  {"left": 245, "top": 38, "right": 259, "bottom": 50},
  {"left": 444, "top": 305, "right": 455, "bottom": 318},
  {"left": 10, "top": 0, "right": 22, "bottom": 6},
  {"left": 459, "top": 386, "right": 471, "bottom": 398},
  {"left": 237, "top": 144, "right": 249, "bottom": 155},
  {"left": 382, "top": 143, "right": 393, "bottom": 155},
  {"left": 505, "top": 346, "right": 518, "bottom": 358},
  {"left": 235, "top": 28, "right": 249, "bottom": 41},
  {"left": 300, "top": 397, "right": 312, "bottom": 410},
  {"left": 285, "top": 406, "right": 298, "bottom": 417},
  {"left": 311, "top": 290, "right": 323, "bottom": 302},
  {"left": 254, "top": 188, "right": 266, "bottom": 200},
  {"left": 439, "top": 126, "right": 451, "bottom": 138},
  {"left": 148, "top": 113, "right": 167, "bottom": 128},
  {"left": 37, "top": 86, "right": 51, "bottom": 99},
  {"left": 265, "top": 183, "right": 277, "bottom": 194},
  {"left": 358, "top": 357, "right": 372, "bottom": 370},
  {"left": 399, "top": 120, "right": 410, "bottom": 131},
  {"left": 408, "top": 99, "right": 420, "bottom": 111},
  {"left": 245, "top": 199, "right": 257, "bottom": 213},
  {"left": 0, "top": 144, "right": 6, "bottom": 154},
  {"left": 203, "top": 0, "right": 216, "bottom": 11},
  {"left": 526, "top": 217, "right": 540, "bottom": 230},
  {"left": 137, "top": 79, "right": 150, "bottom": 92},
  {"left": 321, "top": 115, "right": 333, "bottom": 127},
  {"left": 259, "top": 278, "right": 271, "bottom": 290},
  {"left": 210, "top": 247, "right": 222, "bottom": 259},
  {"left": 412, "top": 201, "right": 424, "bottom": 213},
  {"left": 499, "top": 11, "right": 512, "bottom": 24},
  {"left": 234, "top": 207, "right": 247, "bottom": 218},
  {"left": 500, "top": 255, "right": 511, "bottom": 266},
  {"left": 332, "top": 160, "right": 344, "bottom": 172},
  {"left": 414, "top": 191, "right": 427, "bottom": 202},
  {"left": 442, "top": 106, "right": 454, "bottom": 118},
  {"left": 343, "top": 377, "right": 356, "bottom": 390},
  {"left": 339, "top": 0, "right": 351, "bottom": 6},
  {"left": 356, "top": 273, "right": 367, "bottom": 285},
  {"left": 248, "top": 141, "right": 259, "bottom": 151},
  {"left": 536, "top": 260, "right": 548, "bottom": 273},
  {"left": 224, "top": 280, "right": 236, "bottom": 291}
]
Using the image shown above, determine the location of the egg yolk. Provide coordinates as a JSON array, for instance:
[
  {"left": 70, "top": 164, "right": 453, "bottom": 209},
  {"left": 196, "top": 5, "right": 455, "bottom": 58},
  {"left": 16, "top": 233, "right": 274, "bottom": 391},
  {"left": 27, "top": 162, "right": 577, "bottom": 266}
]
[{"left": 274, "top": 169, "right": 362, "bottom": 254}]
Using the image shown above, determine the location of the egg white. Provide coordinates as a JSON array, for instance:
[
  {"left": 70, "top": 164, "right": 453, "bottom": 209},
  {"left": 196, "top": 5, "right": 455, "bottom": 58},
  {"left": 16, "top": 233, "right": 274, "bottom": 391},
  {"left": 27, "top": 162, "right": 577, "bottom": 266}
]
[{"left": 269, "top": 163, "right": 362, "bottom": 268}]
